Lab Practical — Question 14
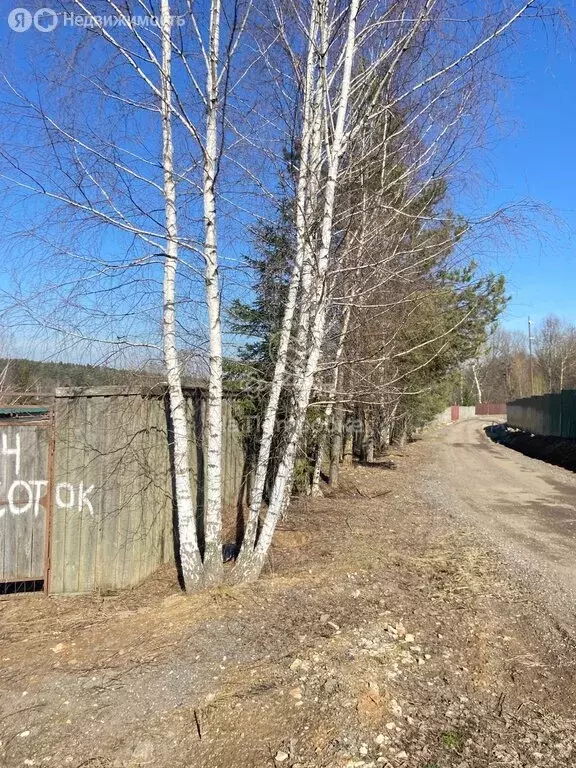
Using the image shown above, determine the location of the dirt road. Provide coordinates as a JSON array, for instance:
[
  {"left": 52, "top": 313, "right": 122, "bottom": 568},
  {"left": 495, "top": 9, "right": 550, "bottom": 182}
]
[{"left": 423, "top": 417, "right": 576, "bottom": 634}]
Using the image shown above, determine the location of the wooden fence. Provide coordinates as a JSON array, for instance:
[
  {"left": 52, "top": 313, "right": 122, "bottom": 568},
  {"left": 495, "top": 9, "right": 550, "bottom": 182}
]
[
  {"left": 0, "top": 387, "right": 247, "bottom": 595},
  {"left": 507, "top": 390, "right": 576, "bottom": 439},
  {"left": 0, "top": 416, "right": 51, "bottom": 585}
]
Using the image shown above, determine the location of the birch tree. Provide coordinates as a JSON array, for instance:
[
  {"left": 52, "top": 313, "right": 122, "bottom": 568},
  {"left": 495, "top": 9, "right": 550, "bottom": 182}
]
[
  {"left": 233, "top": 0, "right": 537, "bottom": 580},
  {"left": 160, "top": 0, "right": 204, "bottom": 585},
  {"left": 535, "top": 315, "right": 576, "bottom": 393},
  {"left": 201, "top": 0, "right": 225, "bottom": 585},
  {"left": 0, "top": 0, "right": 251, "bottom": 589}
]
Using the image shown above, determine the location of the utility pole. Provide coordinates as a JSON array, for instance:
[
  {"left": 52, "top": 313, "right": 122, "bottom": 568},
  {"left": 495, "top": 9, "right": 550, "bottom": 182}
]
[{"left": 528, "top": 316, "right": 534, "bottom": 396}]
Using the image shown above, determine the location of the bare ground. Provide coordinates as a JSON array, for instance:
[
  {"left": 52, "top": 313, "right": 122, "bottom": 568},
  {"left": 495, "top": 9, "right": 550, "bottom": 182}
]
[
  {"left": 2, "top": 422, "right": 576, "bottom": 768},
  {"left": 423, "top": 417, "right": 576, "bottom": 638}
]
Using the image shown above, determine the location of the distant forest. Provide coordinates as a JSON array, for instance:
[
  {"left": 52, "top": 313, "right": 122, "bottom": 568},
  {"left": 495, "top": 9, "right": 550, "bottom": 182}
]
[{"left": 0, "top": 358, "right": 160, "bottom": 394}]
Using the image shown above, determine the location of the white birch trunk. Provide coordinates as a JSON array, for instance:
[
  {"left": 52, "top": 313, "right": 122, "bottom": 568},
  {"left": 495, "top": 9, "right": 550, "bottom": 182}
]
[
  {"left": 288, "top": 70, "right": 326, "bottom": 497},
  {"left": 233, "top": 3, "right": 321, "bottom": 578},
  {"left": 473, "top": 363, "right": 482, "bottom": 404},
  {"left": 245, "top": 0, "right": 361, "bottom": 579},
  {"left": 310, "top": 432, "right": 325, "bottom": 496},
  {"left": 160, "top": 0, "right": 204, "bottom": 589},
  {"left": 202, "top": 0, "right": 224, "bottom": 585},
  {"left": 381, "top": 420, "right": 391, "bottom": 450},
  {"left": 382, "top": 400, "right": 399, "bottom": 449}
]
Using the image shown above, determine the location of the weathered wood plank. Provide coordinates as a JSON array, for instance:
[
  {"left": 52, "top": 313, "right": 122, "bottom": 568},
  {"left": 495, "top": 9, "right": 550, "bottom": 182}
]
[
  {"left": 47, "top": 390, "right": 246, "bottom": 594},
  {"left": 49, "top": 401, "right": 69, "bottom": 594},
  {"left": 31, "top": 426, "right": 50, "bottom": 581},
  {"left": 0, "top": 424, "right": 49, "bottom": 582},
  {"left": 77, "top": 396, "right": 99, "bottom": 593},
  {"left": 61, "top": 396, "right": 85, "bottom": 594}
]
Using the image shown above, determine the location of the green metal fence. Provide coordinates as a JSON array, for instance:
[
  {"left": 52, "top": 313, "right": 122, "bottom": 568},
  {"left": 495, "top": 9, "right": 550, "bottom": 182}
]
[{"left": 507, "top": 390, "right": 576, "bottom": 439}]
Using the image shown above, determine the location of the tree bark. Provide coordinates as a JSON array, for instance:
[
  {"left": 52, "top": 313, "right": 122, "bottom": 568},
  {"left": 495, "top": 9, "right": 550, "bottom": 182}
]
[
  {"left": 363, "top": 409, "right": 374, "bottom": 463},
  {"left": 160, "top": 0, "right": 203, "bottom": 590},
  {"left": 472, "top": 363, "right": 482, "bottom": 404},
  {"left": 329, "top": 406, "right": 344, "bottom": 487},
  {"left": 395, "top": 414, "right": 408, "bottom": 448},
  {"left": 342, "top": 424, "right": 354, "bottom": 466},
  {"left": 243, "top": 0, "right": 361, "bottom": 582},
  {"left": 233, "top": 2, "right": 321, "bottom": 579},
  {"left": 202, "top": 0, "right": 224, "bottom": 586},
  {"left": 381, "top": 400, "right": 399, "bottom": 452},
  {"left": 310, "top": 301, "right": 352, "bottom": 496}
]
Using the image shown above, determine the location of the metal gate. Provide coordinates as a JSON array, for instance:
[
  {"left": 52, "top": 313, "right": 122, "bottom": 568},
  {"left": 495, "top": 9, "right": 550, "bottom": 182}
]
[{"left": 0, "top": 410, "right": 52, "bottom": 588}]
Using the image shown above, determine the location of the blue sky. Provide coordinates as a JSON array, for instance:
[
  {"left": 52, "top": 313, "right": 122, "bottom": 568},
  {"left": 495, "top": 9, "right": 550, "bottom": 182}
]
[
  {"left": 0, "top": 4, "right": 574, "bottom": 361},
  {"left": 473, "top": 13, "right": 576, "bottom": 332}
]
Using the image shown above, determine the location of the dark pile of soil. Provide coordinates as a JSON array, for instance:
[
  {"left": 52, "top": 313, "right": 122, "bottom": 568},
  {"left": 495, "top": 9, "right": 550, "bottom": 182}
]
[{"left": 486, "top": 423, "right": 576, "bottom": 473}]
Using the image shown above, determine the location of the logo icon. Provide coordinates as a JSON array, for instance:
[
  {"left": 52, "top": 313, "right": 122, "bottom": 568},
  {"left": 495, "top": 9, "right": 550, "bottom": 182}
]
[
  {"left": 8, "top": 7, "right": 32, "bottom": 31},
  {"left": 34, "top": 7, "right": 58, "bottom": 31}
]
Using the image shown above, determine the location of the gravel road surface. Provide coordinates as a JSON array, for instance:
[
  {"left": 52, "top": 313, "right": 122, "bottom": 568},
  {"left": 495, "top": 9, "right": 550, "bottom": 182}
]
[{"left": 422, "top": 417, "right": 576, "bottom": 636}]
